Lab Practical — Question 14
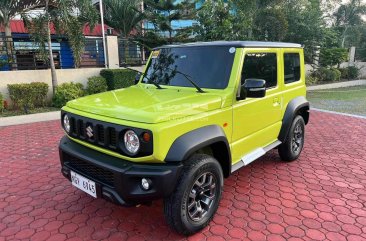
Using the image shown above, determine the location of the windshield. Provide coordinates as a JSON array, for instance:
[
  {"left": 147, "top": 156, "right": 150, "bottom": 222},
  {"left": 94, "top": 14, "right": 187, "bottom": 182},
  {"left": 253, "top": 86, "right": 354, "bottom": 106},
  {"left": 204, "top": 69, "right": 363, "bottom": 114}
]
[{"left": 142, "top": 46, "right": 236, "bottom": 89}]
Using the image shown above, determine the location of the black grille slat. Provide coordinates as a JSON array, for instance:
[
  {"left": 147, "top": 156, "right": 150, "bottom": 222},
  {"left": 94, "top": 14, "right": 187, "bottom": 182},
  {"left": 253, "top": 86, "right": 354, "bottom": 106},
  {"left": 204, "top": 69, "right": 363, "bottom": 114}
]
[
  {"left": 97, "top": 125, "right": 105, "bottom": 144},
  {"left": 66, "top": 154, "right": 115, "bottom": 187},
  {"left": 77, "top": 120, "right": 85, "bottom": 138},
  {"left": 109, "top": 128, "right": 117, "bottom": 148}
]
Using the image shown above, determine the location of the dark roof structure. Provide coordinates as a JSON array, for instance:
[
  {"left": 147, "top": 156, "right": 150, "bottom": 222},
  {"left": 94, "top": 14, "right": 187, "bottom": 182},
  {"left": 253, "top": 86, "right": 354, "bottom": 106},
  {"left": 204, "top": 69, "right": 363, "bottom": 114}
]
[
  {"left": 156, "top": 41, "right": 303, "bottom": 49},
  {"left": 0, "top": 20, "right": 119, "bottom": 37}
]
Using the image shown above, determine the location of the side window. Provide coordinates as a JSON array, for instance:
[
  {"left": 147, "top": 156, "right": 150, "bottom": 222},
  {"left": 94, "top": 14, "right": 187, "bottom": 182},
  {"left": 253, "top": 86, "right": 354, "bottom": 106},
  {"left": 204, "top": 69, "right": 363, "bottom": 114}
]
[
  {"left": 242, "top": 53, "right": 277, "bottom": 88},
  {"left": 284, "top": 53, "right": 301, "bottom": 84}
]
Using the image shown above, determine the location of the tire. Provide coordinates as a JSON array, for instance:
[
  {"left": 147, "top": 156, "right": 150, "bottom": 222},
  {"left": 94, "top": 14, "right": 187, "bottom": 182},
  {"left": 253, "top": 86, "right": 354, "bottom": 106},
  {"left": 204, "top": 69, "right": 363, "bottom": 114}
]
[
  {"left": 278, "top": 115, "right": 305, "bottom": 162},
  {"left": 163, "top": 154, "right": 223, "bottom": 235}
]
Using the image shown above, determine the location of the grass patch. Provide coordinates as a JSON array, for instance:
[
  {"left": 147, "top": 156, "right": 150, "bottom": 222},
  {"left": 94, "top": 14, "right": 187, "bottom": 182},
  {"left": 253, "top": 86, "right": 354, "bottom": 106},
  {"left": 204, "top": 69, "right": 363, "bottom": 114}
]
[
  {"left": 307, "top": 85, "right": 366, "bottom": 116},
  {"left": 0, "top": 107, "right": 60, "bottom": 118}
]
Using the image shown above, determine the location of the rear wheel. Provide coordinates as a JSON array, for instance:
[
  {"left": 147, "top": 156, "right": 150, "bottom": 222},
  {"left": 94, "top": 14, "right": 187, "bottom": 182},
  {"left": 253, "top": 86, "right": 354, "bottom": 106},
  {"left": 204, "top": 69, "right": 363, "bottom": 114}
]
[
  {"left": 278, "top": 115, "right": 305, "bottom": 162},
  {"left": 163, "top": 154, "right": 223, "bottom": 235}
]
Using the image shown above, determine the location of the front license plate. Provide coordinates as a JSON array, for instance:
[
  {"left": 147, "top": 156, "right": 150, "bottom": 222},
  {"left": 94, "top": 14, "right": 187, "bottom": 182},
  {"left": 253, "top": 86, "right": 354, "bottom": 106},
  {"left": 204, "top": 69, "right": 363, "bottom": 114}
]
[{"left": 70, "top": 171, "right": 97, "bottom": 198}]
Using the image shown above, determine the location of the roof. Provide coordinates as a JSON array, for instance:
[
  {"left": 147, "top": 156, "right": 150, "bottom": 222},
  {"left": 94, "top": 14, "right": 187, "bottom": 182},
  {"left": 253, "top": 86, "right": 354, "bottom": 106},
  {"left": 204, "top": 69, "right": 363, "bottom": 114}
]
[
  {"left": 155, "top": 41, "right": 303, "bottom": 49},
  {"left": 0, "top": 20, "right": 119, "bottom": 37}
]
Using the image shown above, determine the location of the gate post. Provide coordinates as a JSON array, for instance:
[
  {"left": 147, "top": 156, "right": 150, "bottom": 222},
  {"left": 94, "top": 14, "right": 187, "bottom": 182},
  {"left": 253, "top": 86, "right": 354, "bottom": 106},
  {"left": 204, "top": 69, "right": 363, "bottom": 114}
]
[
  {"left": 349, "top": 47, "right": 356, "bottom": 66},
  {"left": 106, "top": 36, "right": 119, "bottom": 69}
]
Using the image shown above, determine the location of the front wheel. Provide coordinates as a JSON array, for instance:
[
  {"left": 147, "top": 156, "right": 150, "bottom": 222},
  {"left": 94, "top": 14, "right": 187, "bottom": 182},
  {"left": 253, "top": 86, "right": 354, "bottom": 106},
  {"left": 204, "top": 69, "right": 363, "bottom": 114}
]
[
  {"left": 163, "top": 154, "right": 223, "bottom": 235},
  {"left": 278, "top": 115, "right": 305, "bottom": 162}
]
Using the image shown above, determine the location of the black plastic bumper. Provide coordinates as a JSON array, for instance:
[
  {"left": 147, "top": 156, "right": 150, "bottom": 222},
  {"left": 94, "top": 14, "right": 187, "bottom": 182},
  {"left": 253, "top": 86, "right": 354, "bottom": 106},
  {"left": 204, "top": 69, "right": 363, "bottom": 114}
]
[{"left": 59, "top": 136, "right": 183, "bottom": 206}]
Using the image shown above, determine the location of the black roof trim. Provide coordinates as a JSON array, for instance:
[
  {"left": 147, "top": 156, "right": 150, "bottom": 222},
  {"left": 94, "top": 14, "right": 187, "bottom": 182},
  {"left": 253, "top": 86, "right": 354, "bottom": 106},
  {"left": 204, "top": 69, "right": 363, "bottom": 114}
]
[{"left": 154, "top": 41, "right": 303, "bottom": 49}]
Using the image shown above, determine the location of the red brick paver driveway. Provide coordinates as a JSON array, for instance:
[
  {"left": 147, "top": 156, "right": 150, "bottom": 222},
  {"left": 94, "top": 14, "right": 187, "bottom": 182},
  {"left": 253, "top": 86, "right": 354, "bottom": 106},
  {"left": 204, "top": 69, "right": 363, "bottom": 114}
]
[{"left": 1, "top": 111, "right": 366, "bottom": 241}]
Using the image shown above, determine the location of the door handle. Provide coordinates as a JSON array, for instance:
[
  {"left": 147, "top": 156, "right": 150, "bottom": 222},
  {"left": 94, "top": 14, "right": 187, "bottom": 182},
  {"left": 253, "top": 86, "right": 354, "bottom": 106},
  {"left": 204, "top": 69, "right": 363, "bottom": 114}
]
[{"left": 273, "top": 97, "right": 281, "bottom": 106}]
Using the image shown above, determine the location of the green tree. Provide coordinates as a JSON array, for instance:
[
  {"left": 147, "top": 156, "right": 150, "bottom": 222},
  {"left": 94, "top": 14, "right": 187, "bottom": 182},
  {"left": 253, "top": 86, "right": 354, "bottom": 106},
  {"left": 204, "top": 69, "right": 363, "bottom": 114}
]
[
  {"left": 333, "top": 0, "right": 366, "bottom": 47},
  {"left": 103, "top": 0, "right": 145, "bottom": 38},
  {"left": 194, "top": 0, "right": 234, "bottom": 41},
  {"left": 144, "top": 0, "right": 196, "bottom": 44},
  {"left": 23, "top": 0, "right": 98, "bottom": 93},
  {"left": 232, "top": 0, "right": 286, "bottom": 40}
]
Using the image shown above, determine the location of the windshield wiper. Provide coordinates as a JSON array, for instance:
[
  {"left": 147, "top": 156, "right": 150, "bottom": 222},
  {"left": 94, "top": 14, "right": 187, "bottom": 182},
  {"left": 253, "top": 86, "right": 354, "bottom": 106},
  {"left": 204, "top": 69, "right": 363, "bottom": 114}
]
[
  {"left": 123, "top": 66, "right": 163, "bottom": 89},
  {"left": 166, "top": 67, "right": 205, "bottom": 93}
]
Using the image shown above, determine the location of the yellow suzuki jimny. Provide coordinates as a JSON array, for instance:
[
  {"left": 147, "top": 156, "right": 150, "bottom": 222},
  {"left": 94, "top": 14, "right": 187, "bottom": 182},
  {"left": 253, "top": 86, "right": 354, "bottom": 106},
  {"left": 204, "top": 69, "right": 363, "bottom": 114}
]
[{"left": 59, "top": 41, "right": 309, "bottom": 235}]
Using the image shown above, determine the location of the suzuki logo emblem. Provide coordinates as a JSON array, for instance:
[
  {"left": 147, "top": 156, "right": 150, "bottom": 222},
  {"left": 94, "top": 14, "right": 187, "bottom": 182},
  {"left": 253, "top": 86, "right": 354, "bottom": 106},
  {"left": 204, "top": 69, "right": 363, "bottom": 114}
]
[{"left": 86, "top": 125, "right": 93, "bottom": 138}]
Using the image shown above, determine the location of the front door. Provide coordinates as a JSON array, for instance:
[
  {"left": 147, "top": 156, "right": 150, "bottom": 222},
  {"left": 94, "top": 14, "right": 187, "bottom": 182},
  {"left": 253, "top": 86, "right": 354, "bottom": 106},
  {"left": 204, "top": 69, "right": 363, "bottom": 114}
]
[{"left": 231, "top": 49, "right": 283, "bottom": 165}]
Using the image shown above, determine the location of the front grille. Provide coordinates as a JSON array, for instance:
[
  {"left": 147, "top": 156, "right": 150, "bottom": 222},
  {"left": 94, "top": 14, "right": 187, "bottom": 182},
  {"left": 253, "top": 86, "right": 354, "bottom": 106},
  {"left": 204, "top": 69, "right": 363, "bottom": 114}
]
[
  {"left": 65, "top": 153, "right": 115, "bottom": 187},
  {"left": 63, "top": 111, "right": 153, "bottom": 157}
]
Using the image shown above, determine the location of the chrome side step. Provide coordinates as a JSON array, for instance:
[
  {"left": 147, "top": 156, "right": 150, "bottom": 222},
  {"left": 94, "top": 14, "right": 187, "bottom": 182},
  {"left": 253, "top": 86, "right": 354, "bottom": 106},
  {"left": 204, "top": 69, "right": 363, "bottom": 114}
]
[{"left": 231, "top": 140, "right": 282, "bottom": 173}]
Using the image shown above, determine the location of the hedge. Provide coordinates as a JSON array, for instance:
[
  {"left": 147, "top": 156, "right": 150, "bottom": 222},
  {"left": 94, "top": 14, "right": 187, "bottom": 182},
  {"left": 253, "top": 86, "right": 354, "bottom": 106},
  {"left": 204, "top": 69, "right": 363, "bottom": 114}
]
[
  {"left": 320, "top": 48, "right": 348, "bottom": 68},
  {"left": 339, "top": 66, "right": 359, "bottom": 80},
  {"left": 52, "top": 82, "right": 84, "bottom": 108},
  {"left": 100, "top": 69, "right": 136, "bottom": 90},
  {"left": 86, "top": 76, "right": 108, "bottom": 95},
  {"left": 7, "top": 82, "right": 49, "bottom": 110},
  {"left": 312, "top": 68, "right": 341, "bottom": 82}
]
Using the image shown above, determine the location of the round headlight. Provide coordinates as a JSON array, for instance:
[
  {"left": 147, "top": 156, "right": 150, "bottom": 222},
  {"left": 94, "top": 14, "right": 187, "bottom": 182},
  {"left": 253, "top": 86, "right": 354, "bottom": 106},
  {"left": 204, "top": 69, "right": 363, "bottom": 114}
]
[
  {"left": 124, "top": 130, "right": 140, "bottom": 155},
  {"left": 63, "top": 114, "right": 70, "bottom": 133}
]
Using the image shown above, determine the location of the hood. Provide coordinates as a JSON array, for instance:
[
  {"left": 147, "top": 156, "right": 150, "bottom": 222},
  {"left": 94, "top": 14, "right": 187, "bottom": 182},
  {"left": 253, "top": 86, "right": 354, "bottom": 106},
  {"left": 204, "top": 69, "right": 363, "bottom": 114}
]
[{"left": 66, "top": 86, "right": 223, "bottom": 124}]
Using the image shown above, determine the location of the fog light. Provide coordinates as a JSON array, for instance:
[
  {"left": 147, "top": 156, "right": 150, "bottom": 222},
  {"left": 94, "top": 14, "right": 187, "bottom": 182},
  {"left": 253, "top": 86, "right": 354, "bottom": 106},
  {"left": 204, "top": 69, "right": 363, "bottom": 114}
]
[{"left": 141, "top": 178, "right": 151, "bottom": 190}]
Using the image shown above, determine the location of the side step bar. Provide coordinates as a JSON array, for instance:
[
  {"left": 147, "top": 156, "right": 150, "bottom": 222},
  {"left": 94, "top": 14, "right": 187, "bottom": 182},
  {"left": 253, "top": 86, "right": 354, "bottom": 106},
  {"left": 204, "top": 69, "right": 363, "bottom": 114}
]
[{"left": 231, "top": 140, "right": 282, "bottom": 173}]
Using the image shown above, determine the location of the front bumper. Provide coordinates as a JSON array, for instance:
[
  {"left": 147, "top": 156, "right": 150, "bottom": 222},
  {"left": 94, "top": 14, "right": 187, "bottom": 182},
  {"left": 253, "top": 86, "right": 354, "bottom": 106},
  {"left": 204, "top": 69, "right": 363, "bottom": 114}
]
[{"left": 59, "top": 136, "right": 183, "bottom": 206}]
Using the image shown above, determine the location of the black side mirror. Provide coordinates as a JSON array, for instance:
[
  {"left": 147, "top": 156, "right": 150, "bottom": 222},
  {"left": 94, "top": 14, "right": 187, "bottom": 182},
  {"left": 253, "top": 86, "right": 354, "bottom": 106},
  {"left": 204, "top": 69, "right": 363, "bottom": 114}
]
[
  {"left": 237, "top": 79, "right": 266, "bottom": 100},
  {"left": 134, "top": 72, "right": 142, "bottom": 85}
]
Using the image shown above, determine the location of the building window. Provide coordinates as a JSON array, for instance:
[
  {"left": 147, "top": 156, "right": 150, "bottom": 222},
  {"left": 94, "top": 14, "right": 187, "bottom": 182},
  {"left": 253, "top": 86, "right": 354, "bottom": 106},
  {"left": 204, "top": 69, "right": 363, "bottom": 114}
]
[
  {"left": 284, "top": 53, "right": 301, "bottom": 84},
  {"left": 242, "top": 53, "right": 277, "bottom": 88}
]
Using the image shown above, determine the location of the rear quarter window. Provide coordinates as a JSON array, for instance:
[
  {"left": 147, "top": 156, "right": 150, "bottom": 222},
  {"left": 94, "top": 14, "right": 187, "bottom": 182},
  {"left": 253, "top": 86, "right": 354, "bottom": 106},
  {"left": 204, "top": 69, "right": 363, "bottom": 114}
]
[{"left": 284, "top": 53, "right": 301, "bottom": 84}]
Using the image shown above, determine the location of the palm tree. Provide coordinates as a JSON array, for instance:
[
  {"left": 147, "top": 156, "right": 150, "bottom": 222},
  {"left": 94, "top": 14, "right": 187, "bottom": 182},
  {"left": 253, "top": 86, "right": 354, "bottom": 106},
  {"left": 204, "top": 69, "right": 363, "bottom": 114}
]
[
  {"left": 103, "top": 0, "right": 145, "bottom": 38},
  {"left": 102, "top": 0, "right": 145, "bottom": 65},
  {"left": 23, "top": 0, "right": 98, "bottom": 93},
  {"left": 0, "top": 0, "right": 42, "bottom": 69},
  {"left": 334, "top": 0, "right": 366, "bottom": 47}
]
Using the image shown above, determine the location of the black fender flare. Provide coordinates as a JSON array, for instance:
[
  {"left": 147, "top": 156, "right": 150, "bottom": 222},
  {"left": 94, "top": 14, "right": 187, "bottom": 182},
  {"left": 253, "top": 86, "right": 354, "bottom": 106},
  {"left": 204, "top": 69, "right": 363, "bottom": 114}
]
[
  {"left": 164, "top": 125, "right": 232, "bottom": 176},
  {"left": 278, "top": 96, "right": 310, "bottom": 142}
]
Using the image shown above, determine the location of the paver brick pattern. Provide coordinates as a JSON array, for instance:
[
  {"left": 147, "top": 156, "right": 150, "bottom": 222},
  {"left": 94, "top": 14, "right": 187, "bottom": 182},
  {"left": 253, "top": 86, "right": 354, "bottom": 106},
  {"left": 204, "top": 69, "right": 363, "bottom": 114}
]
[{"left": 1, "top": 111, "right": 366, "bottom": 241}]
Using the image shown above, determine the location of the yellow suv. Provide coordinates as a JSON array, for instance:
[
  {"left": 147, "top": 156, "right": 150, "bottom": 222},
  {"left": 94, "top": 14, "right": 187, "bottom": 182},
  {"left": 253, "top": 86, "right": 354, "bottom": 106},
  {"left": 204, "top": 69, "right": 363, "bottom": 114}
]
[{"left": 59, "top": 41, "right": 309, "bottom": 235}]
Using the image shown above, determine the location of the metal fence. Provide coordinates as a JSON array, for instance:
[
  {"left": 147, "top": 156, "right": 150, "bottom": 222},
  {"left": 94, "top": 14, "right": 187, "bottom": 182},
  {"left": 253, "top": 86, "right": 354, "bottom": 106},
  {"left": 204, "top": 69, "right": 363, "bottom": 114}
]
[
  {"left": 0, "top": 36, "right": 105, "bottom": 71},
  {"left": 80, "top": 37, "right": 105, "bottom": 68},
  {"left": 118, "top": 39, "right": 145, "bottom": 66}
]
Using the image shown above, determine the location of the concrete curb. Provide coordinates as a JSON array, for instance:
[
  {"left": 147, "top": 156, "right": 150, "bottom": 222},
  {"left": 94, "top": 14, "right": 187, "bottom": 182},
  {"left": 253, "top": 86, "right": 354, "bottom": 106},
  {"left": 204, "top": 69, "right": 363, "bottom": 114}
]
[
  {"left": 307, "top": 79, "right": 366, "bottom": 91},
  {"left": 311, "top": 108, "right": 366, "bottom": 120},
  {"left": 0, "top": 111, "right": 60, "bottom": 127}
]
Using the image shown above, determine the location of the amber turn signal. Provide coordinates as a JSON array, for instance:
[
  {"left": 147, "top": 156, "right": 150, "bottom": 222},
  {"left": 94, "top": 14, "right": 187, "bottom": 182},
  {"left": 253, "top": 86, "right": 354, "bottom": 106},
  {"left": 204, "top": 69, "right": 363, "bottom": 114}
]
[{"left": 142, "top": 132, "right": 151, "bottom": 142}]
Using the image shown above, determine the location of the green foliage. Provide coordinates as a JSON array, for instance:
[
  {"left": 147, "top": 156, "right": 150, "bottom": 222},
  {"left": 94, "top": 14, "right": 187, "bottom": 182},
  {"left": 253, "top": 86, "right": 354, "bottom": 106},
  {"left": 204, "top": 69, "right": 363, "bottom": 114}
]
[
  {"left": 320, "top": 48, "right": 348, "bottom": 67},
  {"left": 52, "top": 82, "right": 84, "bottom": 108},
  {"left": 0, "top": 92, "right": 4, "bottom": 112},
  {"left": 23, "top": 0, "right": 98, "bottom": 68},
  {"left": 100, "top": 69, "right": 136, "bottom": 90},
  {"left": 348, "top": 66, "right": 360, "bottom": 79},
  {"left": 312, "top": 68, "right": 341, "bottom": 82},
  {"left": 253, "top": 8, "right": 288, "bottom": 41},
  {"left": 103, "top": 0, "right": 145, "bottom": 38},
  {"left": 194, "top": 0, "right": 235, "bottom": 41},
  {"left": 306, "top": 75, "right": 319, "bottom": 85},
  {"left": 144, "top": 0, "right": 196, "bottom": 44},
  {"left": 86, "top": 76, "right": 108, "bottom": 95},
  {"left": 333, "top": 0, "right": 366, "bottom": 47},
  {"left": 339, "top": 66, "right": 360, "bottom": 79},
  {"left": 7, "top": 82, "right": 49, "bottom": 110}
]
